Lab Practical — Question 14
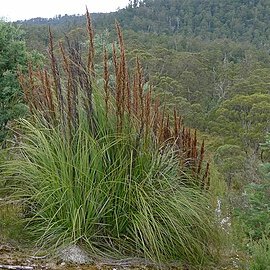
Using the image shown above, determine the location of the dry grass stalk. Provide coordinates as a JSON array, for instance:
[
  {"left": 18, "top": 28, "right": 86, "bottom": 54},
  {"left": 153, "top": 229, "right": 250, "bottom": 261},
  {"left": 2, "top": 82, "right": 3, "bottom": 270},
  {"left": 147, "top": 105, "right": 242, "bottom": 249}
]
[
  {"left": 59, "top": 41, "right": 73, "bottom": 130},
  {"left": 86, "top": 7, "right": 95, "bottom": 76},
  {"left": 43, "top": 69, "right": 55, "bottom": 120},
  {"left": 197, "top": 140, "right": 205, "bottom": 175},
  {"left": 202, "top": 162, "right": 210, "bottom": 190},
  {"left": 48, "top": 27, "right": 66, "bottom": 127},
  {"left": 103, "top": 46, "right": 110, "bottom": 118}
]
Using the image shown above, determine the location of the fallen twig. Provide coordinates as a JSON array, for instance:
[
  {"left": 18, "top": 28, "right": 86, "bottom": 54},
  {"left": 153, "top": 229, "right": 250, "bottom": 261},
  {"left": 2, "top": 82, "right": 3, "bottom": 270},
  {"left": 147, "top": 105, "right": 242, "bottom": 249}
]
[
  {"left": 0, "top": 265, "right": 34, "bottom": 270},
  {"left": 29, "top": 255, "right": 48, "bottom": 260}
]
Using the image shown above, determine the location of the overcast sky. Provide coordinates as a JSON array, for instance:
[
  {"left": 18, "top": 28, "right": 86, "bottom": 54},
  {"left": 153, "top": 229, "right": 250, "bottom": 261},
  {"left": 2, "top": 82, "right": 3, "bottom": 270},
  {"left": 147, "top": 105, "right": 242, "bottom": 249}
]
[{"left": 0, "top": 0, "right": 130, "bottom": 21}]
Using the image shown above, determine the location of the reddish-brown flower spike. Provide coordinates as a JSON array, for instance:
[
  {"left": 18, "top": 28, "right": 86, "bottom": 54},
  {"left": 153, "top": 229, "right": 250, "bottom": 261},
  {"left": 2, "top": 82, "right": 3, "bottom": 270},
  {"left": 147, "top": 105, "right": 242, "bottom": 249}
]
[
  {"left": 86, "top": 7, "right": 95, "bottom": 76},
  {"left": 103, "top": 46, "right": 110, "bottom": 118},
  {"left": 197, "top": 140, "right": 205, "bottom": 175}
]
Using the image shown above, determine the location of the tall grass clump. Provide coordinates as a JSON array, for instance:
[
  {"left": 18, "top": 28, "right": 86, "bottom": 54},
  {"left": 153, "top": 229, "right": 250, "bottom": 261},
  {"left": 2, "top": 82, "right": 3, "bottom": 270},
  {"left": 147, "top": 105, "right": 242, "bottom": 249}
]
[{"left": 2, "top": 10, "right": 220, "bottom": 266}]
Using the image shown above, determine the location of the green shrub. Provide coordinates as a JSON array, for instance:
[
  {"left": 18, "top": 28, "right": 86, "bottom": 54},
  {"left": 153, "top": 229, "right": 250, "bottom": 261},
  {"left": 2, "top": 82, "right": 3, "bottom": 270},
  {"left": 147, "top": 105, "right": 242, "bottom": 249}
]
[
  {"left": 234, "top": 180, "right": 270, "bottom": 240},
  {"left": 250, "top": 236, "right": 270, "bottom": 270}
]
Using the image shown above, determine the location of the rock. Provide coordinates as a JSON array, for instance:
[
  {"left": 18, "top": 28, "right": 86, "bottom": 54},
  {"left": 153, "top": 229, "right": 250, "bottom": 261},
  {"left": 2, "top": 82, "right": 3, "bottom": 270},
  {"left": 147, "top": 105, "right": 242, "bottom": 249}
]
[
  {"left": 58, "top": 245, "right": 93, "bottom": 264},
  {"left": 45, "top": 262, "right": 58, "bottom": 269}
]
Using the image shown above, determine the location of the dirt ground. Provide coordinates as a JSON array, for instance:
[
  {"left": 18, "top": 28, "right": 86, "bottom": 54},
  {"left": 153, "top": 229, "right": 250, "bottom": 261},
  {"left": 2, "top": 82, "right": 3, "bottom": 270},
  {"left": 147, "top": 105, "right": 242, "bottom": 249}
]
[{"left": 0, "top": 244, "right": 175, "bottom": 270}]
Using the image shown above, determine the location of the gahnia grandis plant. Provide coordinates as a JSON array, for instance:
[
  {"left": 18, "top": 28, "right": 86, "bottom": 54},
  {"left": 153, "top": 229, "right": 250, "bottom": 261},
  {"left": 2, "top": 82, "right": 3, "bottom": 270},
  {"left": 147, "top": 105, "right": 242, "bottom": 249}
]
[{"left": 3, "top": 9, "right": 220, "bottom": 267}]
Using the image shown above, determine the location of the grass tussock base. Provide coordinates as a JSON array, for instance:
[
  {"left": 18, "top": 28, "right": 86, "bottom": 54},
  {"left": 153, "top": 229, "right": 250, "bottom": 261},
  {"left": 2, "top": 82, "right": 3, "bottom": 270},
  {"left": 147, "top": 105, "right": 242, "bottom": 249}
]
[
  {"left": 2, "top": 10, "right": 221, "bottom": 268},
  {"left": 3, "top": 116, "right": 219, "bottom": 266}
]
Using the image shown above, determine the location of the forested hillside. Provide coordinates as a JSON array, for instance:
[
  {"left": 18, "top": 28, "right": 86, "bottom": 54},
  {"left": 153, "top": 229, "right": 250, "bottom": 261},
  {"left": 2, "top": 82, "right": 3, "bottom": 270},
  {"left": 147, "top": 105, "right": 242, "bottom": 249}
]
[
  {"left": 21, "top": 0, "right": 270, "bottom": 48},
  {"left": 121, "top": 0, "right": 270, "bottom": 47}
]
